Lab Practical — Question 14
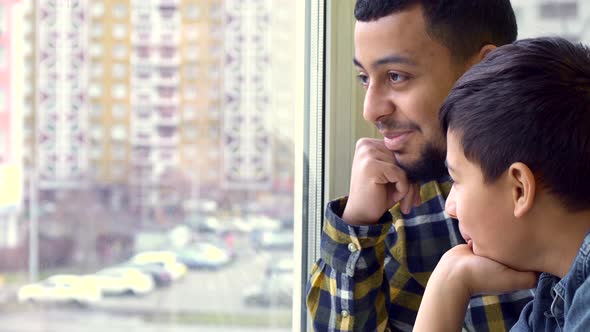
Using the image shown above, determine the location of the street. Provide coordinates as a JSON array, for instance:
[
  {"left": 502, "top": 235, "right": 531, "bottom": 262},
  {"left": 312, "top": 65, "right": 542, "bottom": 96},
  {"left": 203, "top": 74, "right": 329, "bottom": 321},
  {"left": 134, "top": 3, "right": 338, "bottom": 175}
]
[{"left": 0, "top": 249, "right": 293, "bottom": 332}]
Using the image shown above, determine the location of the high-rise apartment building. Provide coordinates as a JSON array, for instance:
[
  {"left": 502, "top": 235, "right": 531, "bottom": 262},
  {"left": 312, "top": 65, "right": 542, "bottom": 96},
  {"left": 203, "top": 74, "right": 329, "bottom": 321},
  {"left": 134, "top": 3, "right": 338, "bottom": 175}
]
[
  {"left": 0, "top": 0, "right": 24, "bottom": 248},
  {"left": 23, "top": 0, "right": 295, "bottom": 223},
  {"left": 512, "top": 0, "right": 590, "bottom": 43}
]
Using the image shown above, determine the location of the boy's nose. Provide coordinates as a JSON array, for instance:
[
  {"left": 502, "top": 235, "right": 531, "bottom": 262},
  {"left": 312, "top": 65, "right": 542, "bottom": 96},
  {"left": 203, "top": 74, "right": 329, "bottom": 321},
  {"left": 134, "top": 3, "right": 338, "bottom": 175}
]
[{"left": 445, "top": 187, "right": 457, "bottom": 219}]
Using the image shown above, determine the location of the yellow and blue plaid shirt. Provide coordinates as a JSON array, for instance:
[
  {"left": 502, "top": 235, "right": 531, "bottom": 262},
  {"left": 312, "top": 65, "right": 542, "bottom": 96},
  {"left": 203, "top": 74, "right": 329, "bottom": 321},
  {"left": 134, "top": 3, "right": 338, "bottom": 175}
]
[{"left": 307, "top": 178, "right": 534, "bottom": 332}]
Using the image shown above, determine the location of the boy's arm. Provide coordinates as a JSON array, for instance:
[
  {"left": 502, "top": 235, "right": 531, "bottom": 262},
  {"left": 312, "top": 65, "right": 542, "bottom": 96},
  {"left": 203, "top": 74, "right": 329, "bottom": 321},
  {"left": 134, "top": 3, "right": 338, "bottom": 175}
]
[{"left": 414, "top": 245, "right": 538, "bottom": 332}]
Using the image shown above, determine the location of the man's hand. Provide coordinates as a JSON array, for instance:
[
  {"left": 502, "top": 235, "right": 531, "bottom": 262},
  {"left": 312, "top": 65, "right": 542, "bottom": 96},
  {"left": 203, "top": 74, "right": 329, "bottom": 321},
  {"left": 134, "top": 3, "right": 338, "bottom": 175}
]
[{"left": 342, "top": 138, "right": 421, "bottom": 225}]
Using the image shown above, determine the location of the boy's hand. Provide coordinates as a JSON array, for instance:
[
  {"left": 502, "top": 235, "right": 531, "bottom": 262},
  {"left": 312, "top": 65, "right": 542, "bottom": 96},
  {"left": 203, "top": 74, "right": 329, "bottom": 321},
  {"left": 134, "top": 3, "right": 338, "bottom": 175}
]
[
  {"left": 414, "top": 245, "right": 537, "bottom": 332},
  {"left": 342, "top": 138, "right": 421, "bottom": 225},
  {"left": 439, "top": 244, "right": 538, "bottom": 296}
]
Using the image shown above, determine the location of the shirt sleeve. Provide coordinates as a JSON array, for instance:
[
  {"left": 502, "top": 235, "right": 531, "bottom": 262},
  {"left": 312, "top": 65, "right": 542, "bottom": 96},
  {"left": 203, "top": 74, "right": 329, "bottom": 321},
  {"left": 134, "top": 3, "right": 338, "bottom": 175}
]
[{"left": 306, "top": 197, "right": 395, "bottom": 332}]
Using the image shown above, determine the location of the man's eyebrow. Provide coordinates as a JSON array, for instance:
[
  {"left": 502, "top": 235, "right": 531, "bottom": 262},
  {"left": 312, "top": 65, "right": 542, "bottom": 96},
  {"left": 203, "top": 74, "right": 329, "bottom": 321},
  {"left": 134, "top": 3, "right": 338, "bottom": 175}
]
[{"left": 353, "top": 54, "right": 417, "bottom": 70}]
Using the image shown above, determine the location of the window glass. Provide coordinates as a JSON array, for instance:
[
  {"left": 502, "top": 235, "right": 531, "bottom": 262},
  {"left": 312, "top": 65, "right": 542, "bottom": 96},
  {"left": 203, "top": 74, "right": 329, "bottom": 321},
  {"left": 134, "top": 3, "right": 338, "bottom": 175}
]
[{"left": 9, "top": 1, "right": 303, "bottom": 332}]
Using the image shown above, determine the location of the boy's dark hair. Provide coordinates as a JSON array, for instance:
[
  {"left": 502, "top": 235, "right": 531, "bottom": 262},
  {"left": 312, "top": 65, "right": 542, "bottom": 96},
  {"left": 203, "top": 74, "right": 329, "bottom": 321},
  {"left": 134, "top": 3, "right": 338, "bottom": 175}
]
[
  {"left": 440, "top": 37, "right": 590, "bottom": 211},
  {"left": 354, "top": 0, "right": 517, "bottom": 63}
]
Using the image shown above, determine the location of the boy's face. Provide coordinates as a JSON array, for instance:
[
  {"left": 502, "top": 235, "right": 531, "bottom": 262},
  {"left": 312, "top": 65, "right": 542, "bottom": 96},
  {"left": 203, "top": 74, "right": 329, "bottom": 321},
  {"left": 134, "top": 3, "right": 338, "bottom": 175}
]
[
  {"left": 353, "top": 5, "right": 466, "bottom": 181},
  {"left": 444, "top": 131, "right": 523, "bottom": 266}
]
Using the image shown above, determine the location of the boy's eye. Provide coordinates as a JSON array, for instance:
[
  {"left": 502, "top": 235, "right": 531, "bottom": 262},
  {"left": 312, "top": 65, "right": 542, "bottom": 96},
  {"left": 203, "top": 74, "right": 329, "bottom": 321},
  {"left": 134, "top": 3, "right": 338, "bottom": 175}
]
[{"left": 356, "top": 74, "right": 369, "bottom": 86}]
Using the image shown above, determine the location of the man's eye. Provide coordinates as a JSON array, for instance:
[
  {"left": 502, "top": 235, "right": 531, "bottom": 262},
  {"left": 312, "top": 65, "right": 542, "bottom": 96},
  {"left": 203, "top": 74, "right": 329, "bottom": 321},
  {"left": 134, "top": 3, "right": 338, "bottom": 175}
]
[
  {"left": 388, "top": 72, "right": 407, "bottom": 83},
  {"left": 356, "top": 74, "right": 369, "bottom": 86}
]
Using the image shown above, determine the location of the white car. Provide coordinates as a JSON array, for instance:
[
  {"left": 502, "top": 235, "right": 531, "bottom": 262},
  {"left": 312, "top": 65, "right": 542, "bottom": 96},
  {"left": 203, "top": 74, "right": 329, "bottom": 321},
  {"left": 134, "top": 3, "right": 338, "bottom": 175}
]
[
  {"left": 18, "top": 274, "right": 102, "bottom": 306},
  {"left": 130, "top": 251, "right": 187, "bottom": 281},
  {"left": 85, "top": 267, "right": 155, "bottom": 296}
]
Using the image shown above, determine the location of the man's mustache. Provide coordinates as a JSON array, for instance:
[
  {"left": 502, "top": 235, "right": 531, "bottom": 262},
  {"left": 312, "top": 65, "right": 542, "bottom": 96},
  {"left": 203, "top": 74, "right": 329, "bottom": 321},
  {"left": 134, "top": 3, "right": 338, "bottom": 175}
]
[{"left": 376, "top": 119, "right": 420, "bottom": 132}]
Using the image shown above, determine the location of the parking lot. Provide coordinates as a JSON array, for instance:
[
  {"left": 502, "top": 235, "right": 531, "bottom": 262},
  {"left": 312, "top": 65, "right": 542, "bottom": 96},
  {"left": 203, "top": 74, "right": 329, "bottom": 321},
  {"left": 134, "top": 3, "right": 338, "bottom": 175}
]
[{"left": 0, "top": 240, "right": 294, "bottom": 332}]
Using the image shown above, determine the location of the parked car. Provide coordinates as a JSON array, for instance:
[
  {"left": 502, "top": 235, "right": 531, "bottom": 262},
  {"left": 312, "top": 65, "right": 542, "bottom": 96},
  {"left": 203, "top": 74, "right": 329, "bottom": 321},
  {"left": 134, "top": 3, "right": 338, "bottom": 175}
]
[
  {"left": 85, "top": 267, "right": 154, "bottom": 296},
  {"left": 130, "top": 251, "right": 187, "bottom": 281},
  {"left": 253, "top": 230, "right": 293, "bottom": 251},
  {"left": 174, "top": 243, "right": 232, "bottom": 270},
  {"left": 242, "top": 271, "right": 293, "bottom": 307},
  {"left": 17, "top": 274, "right": 102, "bottom": 306},
  {"left": 116, "top": 262, "right": 172, "bottom": 287}
]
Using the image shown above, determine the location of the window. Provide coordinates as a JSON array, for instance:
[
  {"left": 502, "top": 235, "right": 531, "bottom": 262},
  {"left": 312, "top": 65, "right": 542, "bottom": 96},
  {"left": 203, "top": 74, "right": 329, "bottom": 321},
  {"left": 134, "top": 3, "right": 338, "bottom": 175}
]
[
  {"left": 0, "top": 45, "right": 5, "bottom": 68},
  {"left": 112, "top": 104, "right": 127, "bottom": 118},
  {"left": 89, "top": 84, "right": 102, "bottom": 98},
  {"left": 539, "top": 1, "right": 578, "bottom": 19},
  {"left": 90, "top": 44, "right": 103, "bottom": 57},
  {"left": 91, "top": 24, "right": 104, "bottom": 38},
  {"left": 91, "top": 2, "right": 105, "bottom": 18},
  {"left": 16, "top": 1, "right": 308, "bottom": 332},
  {"left": 0, "top": 88, "right": 4, "bottom": 111},
  {"left": 0, "top": 5, "right": 5, "bottom": 36},
  {"left": 183, "top": 106, "right": 196, "bottom": 120},
  {"left": 111, "top": 144, "right": 127, "bottom": 160},
  {"left": 112, "top": 84, "right": 127, "bottom": 99},
  {"left": 183, "top": 85, "right": 197, "bottom": 100},
  {"left": 185, "top": 4, "right": 200, "bottom": 20},
  {"left": 113, "top": 3, "right": 128, "bottom": 19},
  {"left": 112, "top": 63, "right": 127, "bottom": 79},
  {"left": 113, "top": 44, "right": 128, "bottom": 59},
  {"left": 111, "top": 125, "right": 127, "bottom": 141},
  {"left": 183, "top": 126, "right": 198, "bottom": 140},
  {"left": 112, "top": 24, "right": 128, "bottom": 40}
]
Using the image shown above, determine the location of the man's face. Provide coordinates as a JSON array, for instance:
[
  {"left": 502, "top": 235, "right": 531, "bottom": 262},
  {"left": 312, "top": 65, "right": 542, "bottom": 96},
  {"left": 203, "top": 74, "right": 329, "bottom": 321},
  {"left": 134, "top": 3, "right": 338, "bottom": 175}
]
[
  {"left": 445, "top": 131, "right": 524, "bottom": 267},
  {"left": 353, "top": 5, "right": 465, "bottom": 182}
]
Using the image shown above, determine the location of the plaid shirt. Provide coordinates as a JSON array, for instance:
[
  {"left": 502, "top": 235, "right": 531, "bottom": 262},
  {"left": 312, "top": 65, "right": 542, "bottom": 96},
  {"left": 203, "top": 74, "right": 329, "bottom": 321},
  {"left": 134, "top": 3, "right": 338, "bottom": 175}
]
[{"left": 306, "top": 178, "right": 534, "bottom": 332}]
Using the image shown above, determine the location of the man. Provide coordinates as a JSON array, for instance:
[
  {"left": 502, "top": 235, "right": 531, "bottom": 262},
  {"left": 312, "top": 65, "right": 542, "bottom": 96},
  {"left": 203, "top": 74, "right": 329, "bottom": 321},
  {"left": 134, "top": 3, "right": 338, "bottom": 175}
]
[
  {"left": 306, "top": 1, "right": 534, "bottom": 331},
  {"left": 414, "top": 36, "right": 590, "bottom": 331}
]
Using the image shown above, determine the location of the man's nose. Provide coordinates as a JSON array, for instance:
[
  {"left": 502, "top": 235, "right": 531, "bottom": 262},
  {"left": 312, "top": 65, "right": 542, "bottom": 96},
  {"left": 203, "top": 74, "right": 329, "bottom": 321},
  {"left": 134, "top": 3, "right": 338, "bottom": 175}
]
[{"left": 363, "top": 84, "right": 393, "bottom": 123}]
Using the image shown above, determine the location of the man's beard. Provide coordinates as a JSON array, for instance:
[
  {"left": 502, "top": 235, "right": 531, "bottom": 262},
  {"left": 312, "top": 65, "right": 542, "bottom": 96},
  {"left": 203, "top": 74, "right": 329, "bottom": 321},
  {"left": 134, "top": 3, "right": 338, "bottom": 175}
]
[{"left": 398, "top": 143, "right": 447, "bottom": 183}]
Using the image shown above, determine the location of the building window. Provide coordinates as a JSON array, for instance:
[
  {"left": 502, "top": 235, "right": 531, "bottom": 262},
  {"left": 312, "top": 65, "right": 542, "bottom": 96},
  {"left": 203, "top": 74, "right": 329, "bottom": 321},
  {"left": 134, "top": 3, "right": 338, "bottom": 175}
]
[
  {"left": 89, "top": 84, "right": 102, "bottom": 98},
  {"left": 112, "top": 104, "right": 127, "bottom": 118},
  {"left": 113, "top": 3, "right": 128, "bottom": 18},
  {"left": 183, "top": 105, "right": 196, "bottom": 120},
  {"left": 112, "top": 144, "right": 127, "bottom": 160},
  {"left": 185, "top": 4, "right": 200, "bottom": 20},
  {"left": 111, "top": 125, "right": 127, "bottom": 141},
  {"left": 539, "top": 1, "right": 578, "bottom": 19},
  {"left": 185, "top": 26, "right": 199, "bottom": 41},
  {"left": 112, "top": 84, "right": 127, "bottom": 100},
  {"left": 91, "top": 24, "right": 104, "bottom": 38},
  {"left": 0, "top": 45, "right": 5, "bottom": 68},
  {"left": 183, "top": 126, "right": 198, "bottom": 140},
  {"left": 90, "top": 44, "right": 103, "bottom": 57},
  {"left": 185, "top": 46, "right": 200, "bottom": 61},
  {"left": 113, "top": 44, "right": 128, "bottom": 59},
  {"left": 0, "top": 5, "right": 5, "bottom": 36},
  {"left": 184, "top": 85, "right": 197, "bottom": 100},
  {"left": 91, "top": 2, "right": 105, "bottom": 18},
  {"left": 112, "top": 24, "right": 128, "bottom": 40},
  {"left": 112, "top": 63, "right": 127, "bottom": 79}
]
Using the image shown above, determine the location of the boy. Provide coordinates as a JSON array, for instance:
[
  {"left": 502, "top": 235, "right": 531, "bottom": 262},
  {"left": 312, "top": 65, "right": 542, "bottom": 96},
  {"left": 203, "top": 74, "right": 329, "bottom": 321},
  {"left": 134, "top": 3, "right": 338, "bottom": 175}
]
[{"left": 414, "top": 36, "right": 590, "bottom": 331}]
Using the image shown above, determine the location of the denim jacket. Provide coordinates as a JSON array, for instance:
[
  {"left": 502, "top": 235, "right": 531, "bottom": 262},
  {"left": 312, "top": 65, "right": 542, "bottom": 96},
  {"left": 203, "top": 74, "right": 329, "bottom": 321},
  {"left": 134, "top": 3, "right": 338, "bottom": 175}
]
[{"left": 511, "top": 230, "right": 590, "bottom": 331}]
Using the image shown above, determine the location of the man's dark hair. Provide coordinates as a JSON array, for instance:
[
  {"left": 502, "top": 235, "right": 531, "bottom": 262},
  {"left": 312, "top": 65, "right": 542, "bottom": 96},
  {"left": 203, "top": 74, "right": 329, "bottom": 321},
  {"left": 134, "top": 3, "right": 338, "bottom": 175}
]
[
  {"left": 354, "top": 0, "right": 517, "bottom": 63},
  {"left": 440, "top": 37, "right": 590, "bottom": 211}
]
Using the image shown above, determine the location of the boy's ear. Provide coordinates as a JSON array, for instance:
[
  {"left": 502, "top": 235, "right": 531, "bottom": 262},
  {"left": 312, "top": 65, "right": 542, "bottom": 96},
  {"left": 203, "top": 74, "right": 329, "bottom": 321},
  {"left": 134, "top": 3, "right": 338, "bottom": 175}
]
[
  {"left": 466, "top": 44, "right": 497, "bottom": 68},
  {"left": 508, "top": 162, "right": 536, "bottom": 218}
]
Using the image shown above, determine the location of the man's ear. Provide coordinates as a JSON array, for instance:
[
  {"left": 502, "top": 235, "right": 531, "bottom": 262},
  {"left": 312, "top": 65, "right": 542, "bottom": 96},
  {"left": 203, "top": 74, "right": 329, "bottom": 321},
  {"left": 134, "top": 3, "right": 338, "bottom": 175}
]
[{"left": 508, "top": 162, "right": 536, "bottom": 218}]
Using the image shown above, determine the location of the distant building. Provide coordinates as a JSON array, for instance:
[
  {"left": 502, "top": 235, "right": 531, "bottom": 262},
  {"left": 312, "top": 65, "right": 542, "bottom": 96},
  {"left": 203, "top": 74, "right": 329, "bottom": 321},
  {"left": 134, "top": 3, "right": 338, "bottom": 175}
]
[{"left": 512, "top": 0, "right": 590, "bottom": 43}]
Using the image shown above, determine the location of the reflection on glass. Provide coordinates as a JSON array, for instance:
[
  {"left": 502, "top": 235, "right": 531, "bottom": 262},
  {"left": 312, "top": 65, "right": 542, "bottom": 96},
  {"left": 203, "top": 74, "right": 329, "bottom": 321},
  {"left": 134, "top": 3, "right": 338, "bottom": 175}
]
[{"left": 1, "top": 0, "right": 296, "bottom": 331}]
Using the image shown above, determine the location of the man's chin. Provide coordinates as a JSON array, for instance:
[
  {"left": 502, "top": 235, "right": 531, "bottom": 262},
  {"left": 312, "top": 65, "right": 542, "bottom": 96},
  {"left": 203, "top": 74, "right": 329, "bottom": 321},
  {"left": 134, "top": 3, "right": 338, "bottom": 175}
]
[{"left": 395, "top": 145, "right": 447, "bottom": 183}]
